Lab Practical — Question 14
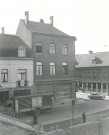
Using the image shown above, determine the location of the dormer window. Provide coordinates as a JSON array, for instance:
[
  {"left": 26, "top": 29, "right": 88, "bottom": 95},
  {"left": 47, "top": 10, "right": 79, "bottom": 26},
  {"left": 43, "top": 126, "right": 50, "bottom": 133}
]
[
  {"left": 18, "top": 46, "right": 26, "bottom": 57},
  {"left": 92, "top": 57, "right": 102, "bottom": 64},
  {"left": 92, "top": 57, "right": 96, "bottom": 64}
]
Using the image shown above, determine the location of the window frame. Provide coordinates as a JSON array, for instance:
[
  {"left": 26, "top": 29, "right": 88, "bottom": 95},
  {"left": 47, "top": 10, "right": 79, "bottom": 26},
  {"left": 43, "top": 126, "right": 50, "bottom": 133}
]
[
  {"left": 18, "top": 46, "right": 26, "bottom": 57},
  {"left": 62, "top": 44, "right": 68, "bottom": 55},
  {"left": 36, "top": 62, "right": 43, "bottom": 76},
  {"left": 1, "top": 69, "right": 8, "bottom": 82},
  {"left": 36, "top": 43, "right": 43, "bottom": 54},
  {"left": 17, "top": 69, "right": 27, "bottom": 81},
  {"left": 62, "top": 62, "right": 68, "bottom": 75},
  {"left": 50, "top": 62, "right": 56, "bottom": 76},
  {"left": 50, "top": 43, "right": 55, "bottom": 54}
]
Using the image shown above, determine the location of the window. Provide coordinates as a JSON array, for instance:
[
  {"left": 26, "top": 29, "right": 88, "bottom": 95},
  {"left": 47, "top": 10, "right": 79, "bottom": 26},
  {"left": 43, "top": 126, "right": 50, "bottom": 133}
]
[
  {"left": 17, "top": 69, "right": 27, "bottom": 81},
  {"left": 36, "top": 62, "right": 42, "bottom": 76},
  {"left": 92, "top": 72, "right": 96, "bottom": 78},
  {"left": 62, "top": 62, "right": 68, "bottom": 75},
  {"left": 14, "top": 89, "right": 30, "bottom": 97},
  {"left": 50, "top": 62, "right": 55, "bottom": 75},
  {"left": 62, "top": 45, "right": 67, "bottom": 55},
  {"left": 18, "top": 47, "right": 26, "bottom": 57},
  {"left": 50, "top": 44, "right": 55, "bottom": 54},
  {"left": 83, "top": 72, "right": 86, "bottom": 78},
  {"left": 1, "top": 69, "right": 8, "bottom": 82},
  {"left": 36, "top": 43, "right": 42, "bottom": 53},
  {"left": 79, "top": 71, "right": 82, "bottom": 78},
  {"left": 88, "top": 71, "right": 91, "bottom": 78}
]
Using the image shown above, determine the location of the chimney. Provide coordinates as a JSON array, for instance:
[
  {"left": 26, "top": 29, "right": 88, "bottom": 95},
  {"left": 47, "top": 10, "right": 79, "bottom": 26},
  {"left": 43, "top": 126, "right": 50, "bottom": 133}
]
[
  {"left": 40, "top": 19, "right": 44, "bottom": 23},
  {"left": 1, "top": 27, "right": 4, "bottom": 34},
  {"left": 25, "top": 11, "right": 29, "bottom": 25},
  {"left": 50, "top": 16, "right": 54, "bottom": 26},
  {"left": 89, "top": 50, "right": 93, "bottom": 54}
]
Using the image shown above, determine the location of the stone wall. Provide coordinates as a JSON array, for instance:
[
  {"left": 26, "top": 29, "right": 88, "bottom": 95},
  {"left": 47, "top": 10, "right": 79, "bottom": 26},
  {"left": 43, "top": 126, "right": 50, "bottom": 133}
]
[
  {"left": 0, "top": 113, "right": 34, "bottom": 135},
  {"left": 46, "top": 116, "right": 109, "bottom": 135}
]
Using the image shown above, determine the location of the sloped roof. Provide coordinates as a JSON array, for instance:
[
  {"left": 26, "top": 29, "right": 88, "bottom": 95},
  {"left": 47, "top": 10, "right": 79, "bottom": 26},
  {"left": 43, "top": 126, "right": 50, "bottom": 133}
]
[
  {"left": 21, "top": 19, "right": 69, "bottom": 36},
  {"left": 0, "top": 34, "right": 27, "bottom": 49},
  {"left": 75, "top": 51, "right": 109, "bottom": 67},
  {"left": 0, "top": 34, "right": 32, "bottom": 58}
]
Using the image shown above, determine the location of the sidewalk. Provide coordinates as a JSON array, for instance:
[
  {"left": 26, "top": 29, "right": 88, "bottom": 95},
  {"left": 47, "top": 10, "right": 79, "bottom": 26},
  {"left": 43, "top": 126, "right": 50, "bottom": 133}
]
[{"left": 53, "top": 98, "right": 84, "bottom": 108}]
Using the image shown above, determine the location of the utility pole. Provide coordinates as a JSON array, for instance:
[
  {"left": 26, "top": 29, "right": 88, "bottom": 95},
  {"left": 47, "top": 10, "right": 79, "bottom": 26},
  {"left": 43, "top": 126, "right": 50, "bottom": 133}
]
[
  {"left": 32, "top": 34, "right": 37, "bottom": 94},
  {"left": 71, "top": 100, "right": 75, "bottom": 126}
]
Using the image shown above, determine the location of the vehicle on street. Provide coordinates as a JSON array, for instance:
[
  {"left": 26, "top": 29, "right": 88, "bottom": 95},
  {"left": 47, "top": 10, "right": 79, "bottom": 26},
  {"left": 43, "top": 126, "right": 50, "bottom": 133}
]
[
  {"left": 4, "top": 93, "right": 53, "bottom": 115},
  {"left": 88, "top": 92, "right": 105, "bottom": 100}
]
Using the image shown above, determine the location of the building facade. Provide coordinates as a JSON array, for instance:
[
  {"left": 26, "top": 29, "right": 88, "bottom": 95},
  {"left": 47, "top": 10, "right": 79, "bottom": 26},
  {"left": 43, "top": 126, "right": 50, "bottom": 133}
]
[
  {"left": 75, "top": 51, "right": 109, "bottom": 95},
  {"left": 16, "top": 11, "right": 76, "bottom": 100},
  {"left": 0, "top": 32, "right": 33, "bottom": 102}
]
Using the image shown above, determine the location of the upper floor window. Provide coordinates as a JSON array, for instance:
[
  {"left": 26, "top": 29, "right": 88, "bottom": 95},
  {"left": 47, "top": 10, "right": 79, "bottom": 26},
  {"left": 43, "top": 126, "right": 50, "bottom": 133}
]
[
  {"left": 78, "top": 71, "right": 82, "bottom": 78},
  {"left": 88, "top": 71, "right": 91, "bottom": 78},
  {"left": 18, "top": 46, "right": 26, "bottom": 57},
  {"left": 83, "top": 72, "right": 86, "bottom": 78},
  {"left": 62, "top": 45, "right": 68, "bottom": 55},
  {"left": 36, "top": 43, "right": 42, "bottom": 53},
  {"left": 50, "top": 62, "right": 55, "bottom": 75},
  {"left": 62, "top": 62, "right": 68, "bottom": 75},
  {"left": 17, "top": 69, "right": 27, "bottom": 81},
  {"left": 50, "top": 44, "right": 55, "bottom": 54},
  {"left": 36, "top": 62, "right": 42, "bottom": 76},
  {"left": 1, "top": 69, "right": 8, "bottom": 82}
]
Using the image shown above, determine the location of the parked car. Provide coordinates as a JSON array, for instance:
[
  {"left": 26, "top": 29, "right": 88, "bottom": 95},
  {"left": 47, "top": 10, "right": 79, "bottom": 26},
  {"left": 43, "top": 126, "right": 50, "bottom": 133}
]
[{"left": 88, "top": 92, "right": 105, "bottom": 100}]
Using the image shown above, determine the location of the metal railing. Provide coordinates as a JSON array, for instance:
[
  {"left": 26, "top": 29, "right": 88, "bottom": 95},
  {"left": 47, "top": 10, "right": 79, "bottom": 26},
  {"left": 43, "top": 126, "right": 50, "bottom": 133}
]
[{"left": 0, "top": 107, "right": 33, "bottom": 125}]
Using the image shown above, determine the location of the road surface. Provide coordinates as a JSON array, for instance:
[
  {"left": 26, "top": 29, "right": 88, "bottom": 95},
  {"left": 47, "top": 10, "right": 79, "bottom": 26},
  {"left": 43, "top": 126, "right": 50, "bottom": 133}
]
[{"left": 38, "top": 98, "right": 109, "bottom": 124}]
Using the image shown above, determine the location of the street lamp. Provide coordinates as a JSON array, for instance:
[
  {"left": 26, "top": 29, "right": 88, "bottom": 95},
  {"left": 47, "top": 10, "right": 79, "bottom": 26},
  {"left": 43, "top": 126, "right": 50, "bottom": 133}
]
[{"left": 71, "top": 99, "right": 75, "bottom": 126}]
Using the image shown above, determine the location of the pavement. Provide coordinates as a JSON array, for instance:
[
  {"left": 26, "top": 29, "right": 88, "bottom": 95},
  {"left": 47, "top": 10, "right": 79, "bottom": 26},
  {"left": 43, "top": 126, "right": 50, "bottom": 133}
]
[{"left": 53, "top": 98, "right": 84, "bottom": 108}]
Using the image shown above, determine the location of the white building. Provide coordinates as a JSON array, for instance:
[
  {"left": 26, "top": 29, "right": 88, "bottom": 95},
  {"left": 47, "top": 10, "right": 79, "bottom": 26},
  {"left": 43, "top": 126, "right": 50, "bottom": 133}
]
[{"left": 0, "top": 31, "right": 33, "bottom": 102}]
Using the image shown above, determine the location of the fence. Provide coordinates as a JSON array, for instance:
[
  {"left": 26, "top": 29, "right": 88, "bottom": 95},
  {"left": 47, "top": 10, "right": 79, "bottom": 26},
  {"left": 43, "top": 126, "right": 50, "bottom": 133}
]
[{"left": 0, "top": 107, "right": 33, "bottom": 125}]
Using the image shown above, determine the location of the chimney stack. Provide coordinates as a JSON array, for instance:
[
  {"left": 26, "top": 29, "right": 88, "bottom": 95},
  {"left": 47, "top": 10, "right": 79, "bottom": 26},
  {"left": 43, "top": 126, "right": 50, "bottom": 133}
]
[
  {"left": 25, "top": 11, "right": 29, "bottom": 25},
  {"left": 89, "top": 50, "right": 93, "bottom": 54},
  {"left": 1, "top": 27, "right": 4, "bottom": 34},
  {"left": 50, "top": 16, "right": 54, "bottom": 26},
  {"left": 40, "top": 19, "right": 44, "bottom": 23}
]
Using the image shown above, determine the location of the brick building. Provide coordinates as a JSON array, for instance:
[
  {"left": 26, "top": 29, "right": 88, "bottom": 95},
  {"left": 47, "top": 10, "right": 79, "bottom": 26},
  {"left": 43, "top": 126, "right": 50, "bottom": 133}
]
[
  {"left": 0, "top": 30, "right": 33, "bottom": 102},
  {"left": 16, "top": 11, "right": 76, "bottom": 100},
  {"left": 75, "top": 51, "right": 109, "bottom": 95}
]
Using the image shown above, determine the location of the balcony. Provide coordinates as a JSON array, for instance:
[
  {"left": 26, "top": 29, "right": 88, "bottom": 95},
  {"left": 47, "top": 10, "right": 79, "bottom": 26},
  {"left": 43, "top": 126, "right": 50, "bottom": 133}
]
[{"left": 16, "top": 80, "right": 28, "bottom": 87}]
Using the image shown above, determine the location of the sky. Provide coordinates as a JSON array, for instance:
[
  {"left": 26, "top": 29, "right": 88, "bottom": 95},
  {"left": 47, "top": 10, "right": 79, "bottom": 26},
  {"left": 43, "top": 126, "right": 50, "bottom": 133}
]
[{"left": 0, "top": 0, "right": 109, "bottom": 54}]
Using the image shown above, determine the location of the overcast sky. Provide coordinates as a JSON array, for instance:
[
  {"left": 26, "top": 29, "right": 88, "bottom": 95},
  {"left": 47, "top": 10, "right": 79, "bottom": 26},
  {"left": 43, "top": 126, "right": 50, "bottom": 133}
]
[{"left": 0, "top": 0, "right": 109, "bottom": 54}]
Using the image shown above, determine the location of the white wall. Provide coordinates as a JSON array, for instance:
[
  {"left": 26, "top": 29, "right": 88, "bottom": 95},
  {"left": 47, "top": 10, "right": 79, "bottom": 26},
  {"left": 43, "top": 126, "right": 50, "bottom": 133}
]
[{"left": 0, "top": 58, "right": 33, "bottom": 88}]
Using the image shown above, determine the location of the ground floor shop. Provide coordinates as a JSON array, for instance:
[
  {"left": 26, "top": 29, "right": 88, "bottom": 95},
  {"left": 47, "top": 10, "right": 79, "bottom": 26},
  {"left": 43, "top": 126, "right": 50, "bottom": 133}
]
[
  {"left": 0, "top": 80, "right": 75, "bottom": 104},
  {"left": 34, "top": 80, "right": 75, "bottom": 100},
  {"left": 78, "top": 82, "right": 109, "bottom": 95},
  {"left": 0, "top": 87, "right": 32, "bottom": 104}
]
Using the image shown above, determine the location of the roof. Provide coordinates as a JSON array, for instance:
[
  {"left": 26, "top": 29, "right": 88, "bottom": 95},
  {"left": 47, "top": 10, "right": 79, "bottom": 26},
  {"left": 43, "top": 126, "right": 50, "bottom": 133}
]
[
  {"left": 21, "top": 19, "right": 69, "bottom": 36},
  {"left": 75, "top": 51, "right": 109, "bottom": 68},
  {"left": 0, "top": 34, "right": 27, "bottom": 49},
  {"left": 0, "top": 34, "right": 32, "bottom": 58}
]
